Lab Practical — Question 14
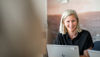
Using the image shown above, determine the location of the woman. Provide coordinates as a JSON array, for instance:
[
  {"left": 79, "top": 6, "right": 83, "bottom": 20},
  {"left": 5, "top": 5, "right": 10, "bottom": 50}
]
[{"left": 53, "top": 9, "right": 94, "bottom": 57}]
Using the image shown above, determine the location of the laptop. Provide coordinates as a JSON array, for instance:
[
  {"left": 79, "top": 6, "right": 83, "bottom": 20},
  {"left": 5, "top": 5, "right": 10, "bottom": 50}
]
[
  {"left": 47, "top": 44, "right": 79, "bottom": 57},
  {"left": 88, "top": 50, "right": 100, "bottom": 57}
]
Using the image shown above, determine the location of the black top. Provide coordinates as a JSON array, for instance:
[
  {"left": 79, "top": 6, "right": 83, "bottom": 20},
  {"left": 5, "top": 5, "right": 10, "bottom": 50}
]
[{"left": 53, "top": 30, "right": 94, "bottom": 55}]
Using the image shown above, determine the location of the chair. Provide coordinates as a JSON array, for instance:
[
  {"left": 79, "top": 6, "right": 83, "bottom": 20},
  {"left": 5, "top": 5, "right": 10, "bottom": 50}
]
[{"left": 92, "top": 41, "right": 100, "bottom": 51}]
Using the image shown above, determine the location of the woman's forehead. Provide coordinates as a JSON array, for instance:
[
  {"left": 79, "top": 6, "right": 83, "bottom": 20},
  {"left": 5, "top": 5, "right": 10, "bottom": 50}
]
[{"left": 65, "top": 15, "right": 77, "bottom": 20}]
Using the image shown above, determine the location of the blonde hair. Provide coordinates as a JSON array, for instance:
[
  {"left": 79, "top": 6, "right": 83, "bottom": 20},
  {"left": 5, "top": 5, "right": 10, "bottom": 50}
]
[{"left": 59, "top": 9, "right": 82, "bottom": 34}]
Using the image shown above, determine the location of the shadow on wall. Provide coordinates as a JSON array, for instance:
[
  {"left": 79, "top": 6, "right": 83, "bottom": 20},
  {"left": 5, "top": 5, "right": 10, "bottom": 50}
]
[{"left": 48, "top": 11, "right": 100, "bottom": 44}]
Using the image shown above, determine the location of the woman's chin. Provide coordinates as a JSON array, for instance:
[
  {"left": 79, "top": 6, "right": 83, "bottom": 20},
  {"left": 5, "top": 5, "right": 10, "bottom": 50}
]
[{"left": 68, "top": 29, "right": 76, "bottom": 32}]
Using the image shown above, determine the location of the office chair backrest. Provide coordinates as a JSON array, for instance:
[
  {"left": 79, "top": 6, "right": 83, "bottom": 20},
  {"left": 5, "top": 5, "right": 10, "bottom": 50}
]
[{"left": 92, "top": 41, "right": 100, "bottom": 51}]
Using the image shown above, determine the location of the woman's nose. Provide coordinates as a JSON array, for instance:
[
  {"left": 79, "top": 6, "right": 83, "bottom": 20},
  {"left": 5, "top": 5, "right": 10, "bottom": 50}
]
[{"left": 69, "top": 21, "right": 73, "bottom": 26}]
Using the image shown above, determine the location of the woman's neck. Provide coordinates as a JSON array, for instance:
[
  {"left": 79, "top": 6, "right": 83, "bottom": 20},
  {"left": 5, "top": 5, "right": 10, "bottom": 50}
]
[{"left": 68, "top": 30, "right": 78, "bottom": 40}]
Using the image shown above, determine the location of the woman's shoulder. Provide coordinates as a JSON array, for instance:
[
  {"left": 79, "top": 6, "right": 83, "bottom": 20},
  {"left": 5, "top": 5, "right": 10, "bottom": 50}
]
[
  {"left": 57, "top": 32, "right": 68, "bottom": 36},
  {"left": 53, "top": 32, "right": 63, "bottom": 44},
  {"left": 56, "top": 32, "right": 67, "bottom": 39},
  {"left": 81, "top": 29, "right": 91, "bottom": 35},
  {"left": 57, "top": 32, "right": 62, "bottom": 36}
]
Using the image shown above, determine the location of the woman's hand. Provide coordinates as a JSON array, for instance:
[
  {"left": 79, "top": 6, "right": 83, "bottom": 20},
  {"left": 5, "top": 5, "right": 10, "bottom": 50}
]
[
  {"left": 80, "top": 55, "right": 87, "bottom": 57},
  {"left": 80, "top": 50, "right": 90, "bottom": 57},
  {"left": 83, "top": 47, "right": 93, "bottom": 57},
  {"left": 84, "top": 50, "right": 90, "bottom": 57}
]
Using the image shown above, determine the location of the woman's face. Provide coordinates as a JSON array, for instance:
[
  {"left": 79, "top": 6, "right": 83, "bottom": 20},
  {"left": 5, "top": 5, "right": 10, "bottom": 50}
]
[{"left": 64, "top": 14, "right": 78, "bottom": 32}]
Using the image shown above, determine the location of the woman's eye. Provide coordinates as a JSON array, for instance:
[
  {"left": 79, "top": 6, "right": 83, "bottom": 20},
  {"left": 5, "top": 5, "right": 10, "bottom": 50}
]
[
  {"left": 67, "top": 21, "right": 69, "bottom": 22},
  {"left": 72, "top": 20, "right": 75, "bottom": 22}
]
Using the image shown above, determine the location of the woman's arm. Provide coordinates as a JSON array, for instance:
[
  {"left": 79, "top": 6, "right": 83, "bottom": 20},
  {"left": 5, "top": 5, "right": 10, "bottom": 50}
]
[
  {"left": 82, "top": 31, "right": 94, "bottom": 57},
  {"left": 82, "top": 47, "right": 93, "bottom": 57},
  {"left": 53, "top": 33, "right": 62, "bottom": 44}
]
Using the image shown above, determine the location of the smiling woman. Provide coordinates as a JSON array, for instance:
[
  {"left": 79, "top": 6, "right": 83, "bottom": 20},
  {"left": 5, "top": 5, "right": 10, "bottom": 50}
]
[
  {"left": 63, "top": 15, "right": 78, "bottom": 34},
  {"left": 53, "top": 9, "right": 94, "bottom": 57}
]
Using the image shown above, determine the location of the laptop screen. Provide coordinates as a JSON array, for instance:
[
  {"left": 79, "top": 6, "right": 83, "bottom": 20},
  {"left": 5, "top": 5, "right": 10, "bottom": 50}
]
[{"left": 47, "top": 44, "right": 79, "bottom": 57}]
